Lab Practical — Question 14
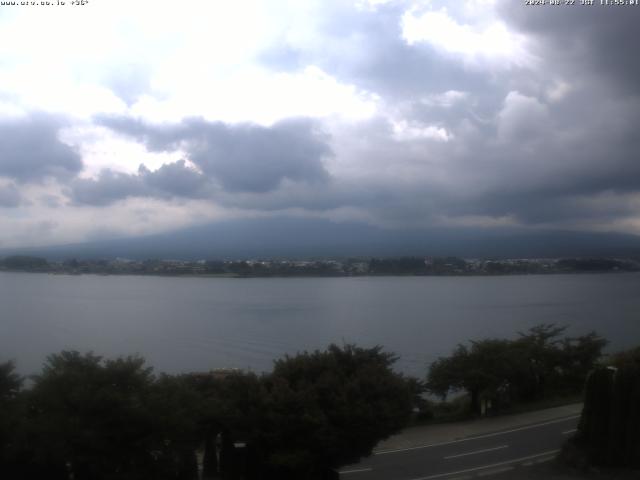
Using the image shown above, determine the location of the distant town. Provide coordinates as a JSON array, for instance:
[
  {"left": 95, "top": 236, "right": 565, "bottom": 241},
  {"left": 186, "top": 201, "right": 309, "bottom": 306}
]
[{"left": 1, "top": 255, "right": 639, "bottom": 277}]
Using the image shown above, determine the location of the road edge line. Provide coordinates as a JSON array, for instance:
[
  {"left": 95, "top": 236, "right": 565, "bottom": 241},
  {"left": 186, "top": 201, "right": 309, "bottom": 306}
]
[
  {"left": 375, "top": 415, "right": 579, "bottom": 455},
  {"left": 407, "top": 449, "right": 560, "bottom": 480}
]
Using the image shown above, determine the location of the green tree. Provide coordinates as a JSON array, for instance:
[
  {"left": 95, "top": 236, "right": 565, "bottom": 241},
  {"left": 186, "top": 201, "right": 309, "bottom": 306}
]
[
  {"left": 427, "top": 325, "right": 607, "bottom": 415},
  {"left": 0, "top": 361, "right": 24, "bottom": 477},
  {"left": 557, "top": 331, "right": 608, "bottom": 393},
  {"left": 427, "top": 340, "right": 520, "bottom": 414},
  {"left": 0, "top": 361, "right": 22, "bottom": 399},
  {"left": 25, "top": 351, "right": 159, "bottom": 479},
  {"left": 184, "top": 370, "right": 266, "bottom": 479},
  {"left": 1, "top": 255, "right": 49, "bottom": 271},
  {"left": 253, "top": 344, "right": 418, "bottom": 479},
  {"left": 19, "top": 352, "right": 208, "bottom": 480},
  {"left": 512, "top": 324, "right": 568, "bottom": 400},
  {"left": 610, "top": 345, "right": 640, "bottom": 369},
  {"left": 573, "top": 346, "right": 640, "bottom": 468},
  {"left": 146, "top": 374, "right": 202, "bottom": 480}
]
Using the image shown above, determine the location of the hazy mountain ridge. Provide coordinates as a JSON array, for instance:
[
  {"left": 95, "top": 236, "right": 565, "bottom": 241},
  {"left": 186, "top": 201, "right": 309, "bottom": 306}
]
[{"left": 4, "top": 217, "right": 640, "bottom": 261}]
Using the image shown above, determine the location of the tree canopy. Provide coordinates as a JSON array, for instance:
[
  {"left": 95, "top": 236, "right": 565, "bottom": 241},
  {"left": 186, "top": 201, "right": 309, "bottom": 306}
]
[
  {"left": 0, "top": 361, "right": 23, "bottom": 476},
  {"left": 255, "top": 344, "right": 419, "bottom": 478},
  {"left": 572, "top": 345, "right": 640, "bottom": 468},
  {"left": 426, "top": 324, "right": 607, "bottom": 415},
  {"left": 0, "top": 344, "right": 417, "bottom": 480}
]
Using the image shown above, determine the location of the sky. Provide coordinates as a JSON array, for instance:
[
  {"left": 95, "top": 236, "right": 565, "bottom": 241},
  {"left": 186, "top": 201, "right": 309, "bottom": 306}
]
[{"left": 0, "top": 0, "right": 639, "bottom": 250}]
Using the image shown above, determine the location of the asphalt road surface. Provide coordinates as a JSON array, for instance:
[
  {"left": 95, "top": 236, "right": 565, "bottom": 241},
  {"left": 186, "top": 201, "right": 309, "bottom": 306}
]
[{"left": 339, "top": 414, "right": 580, "bottom": 480}]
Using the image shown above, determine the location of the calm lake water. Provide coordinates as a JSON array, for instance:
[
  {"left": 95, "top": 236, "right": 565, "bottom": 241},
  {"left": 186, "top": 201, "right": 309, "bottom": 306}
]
[{"left": 1, "top": 271, "right": 639, "bottom": 378}]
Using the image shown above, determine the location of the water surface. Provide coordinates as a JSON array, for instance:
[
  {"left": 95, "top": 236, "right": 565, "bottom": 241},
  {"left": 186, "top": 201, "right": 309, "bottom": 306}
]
[{"left": 1, "top": 272, "right": 639, "bottom": 377}]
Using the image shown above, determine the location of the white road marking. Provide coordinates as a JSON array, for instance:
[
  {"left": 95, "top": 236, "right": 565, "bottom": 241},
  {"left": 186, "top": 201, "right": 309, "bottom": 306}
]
[
  {"left": 534, "top": 456, "right": 556, "bottom": 464},
  {"left": 444, "top": 445, "right": 508, "bottom": 460},
  {"left": 477, "top": 466, "right": 514, "bottom": 476},
  {"left": 375, "top": 415, "right": 579, "bottom": 455},
  {"left": 339, "top": 467, "right": 373, "bottom": 474},
  {"left": 406, "top": 449, "right": 560, "bottom": 480},
  {"left": 562, "top": 429, "right": 577, "bottom": 435}
]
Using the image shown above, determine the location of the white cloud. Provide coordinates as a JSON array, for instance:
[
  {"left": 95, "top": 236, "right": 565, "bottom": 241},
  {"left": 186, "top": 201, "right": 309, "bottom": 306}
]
[
  {"left": 0, "top": 0, "right": 380, "bottom": 126},
  {"left": 0, "top": 66, "right": 127, "bottom": 118},
  {"left": 401, "top": 6, "right": 533, "bottom": 68},
  {"left": 392, "top": 120, "right": 452, "bottom": 142},
  {"left": 59, "top": 125, "right": 186, "bottom": 178},
  {"left": 356, "top": 0, "right": 399, "bottom": 10},
  {"left": 0, "top": 100, "right": 26, "bottom": 119},
  {"left": 0, "top": 194, "right": 227, "bottom": 249},
  {"left": 136, "top": 65, "right": 379, "bottom": 126},
  {"left": 0, "top": 0, "right": 639, "bottom": 246},
  {"left": 0, "top": 1, "right": 381, "bottom": 184}
]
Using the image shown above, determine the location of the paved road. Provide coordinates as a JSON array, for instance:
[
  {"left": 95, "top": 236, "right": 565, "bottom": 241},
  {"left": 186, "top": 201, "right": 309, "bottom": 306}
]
[{"left": 339, "top": 411, "right": 580, "bottom": 480}]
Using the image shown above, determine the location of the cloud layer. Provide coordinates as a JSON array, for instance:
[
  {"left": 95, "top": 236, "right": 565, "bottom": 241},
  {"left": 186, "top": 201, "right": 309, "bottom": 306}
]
[
  {"left": 0, "top": 115, "right": 82, "bottom": 182},
  {"left": 1, "top": 1, "right": 639, "bottom": 249}
]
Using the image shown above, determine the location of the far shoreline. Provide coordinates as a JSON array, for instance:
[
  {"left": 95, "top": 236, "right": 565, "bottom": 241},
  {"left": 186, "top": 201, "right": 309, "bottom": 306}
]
[{"left": 2, "top": 268, "right": 639, "bottom": 280}]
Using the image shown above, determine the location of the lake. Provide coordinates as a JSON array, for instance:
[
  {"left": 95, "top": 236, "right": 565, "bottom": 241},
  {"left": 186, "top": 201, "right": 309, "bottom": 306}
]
[{"left": 1, "top": 271, "right": 639, "bottom": 378}]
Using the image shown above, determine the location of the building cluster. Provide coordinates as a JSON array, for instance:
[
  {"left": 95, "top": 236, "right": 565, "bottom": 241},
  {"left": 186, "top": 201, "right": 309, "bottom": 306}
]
[{"left": 1, "top": 254, "right": 639, "bottom": 277}]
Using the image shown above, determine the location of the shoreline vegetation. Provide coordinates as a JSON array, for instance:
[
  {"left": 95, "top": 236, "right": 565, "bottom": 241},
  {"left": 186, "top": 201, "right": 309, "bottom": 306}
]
[
  {"left": 1, "top": 254, "right": 640, "bottom": 278},
  {"left": 1, "top": 327, "right": 637, "bottom": 479}
]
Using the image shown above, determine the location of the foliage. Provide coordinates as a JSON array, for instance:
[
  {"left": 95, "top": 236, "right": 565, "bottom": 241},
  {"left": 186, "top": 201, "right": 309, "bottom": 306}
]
[
  {"left": 1, "top": 344, "right": 417, "bottom": 480},
  {"left": 426, "top": 324, "right": 607, "bottom": 414},
  {"left": 0, "top": 361, "right": 23, "bottom": 476},
  {"left": 184, "top": 369, "right": 266, "bottom": 478},
  {"left": 146, "top": 374, "right": 202, "bottom": 480},
  {"left": 368, "top": 257, "right": 470, "bottom": 275},
  {"left": 254, "top": 344, "right": 419, "bottom": 479},
  {"left": 13, "top": 351, "right": 203, "bottom": 480},
  {"left": 0, "top": 360, "right": 22, "bottom": 401},
  {"left": 1, "top": 255, "right": 49, "bottom": 271},
  {"left": 574, "top": 346, "right": 640, "bottom": 468},
  {"left": 369, "top": 257, "right": 428, "bottom": 274},
  {"left": 556, "top": 258, "right": 637, "bottom": 272},
  {"left": 609, "top": 345, "right": 640, "bottom": 369},
  {"left": 22, "top": 352, "right": 155, "bottom": 479}
]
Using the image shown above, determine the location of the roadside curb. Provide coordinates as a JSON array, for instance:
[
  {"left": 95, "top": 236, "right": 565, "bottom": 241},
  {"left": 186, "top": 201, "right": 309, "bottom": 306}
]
[{"left": 374, "top": 403, "right": 583, "bottom": 453}]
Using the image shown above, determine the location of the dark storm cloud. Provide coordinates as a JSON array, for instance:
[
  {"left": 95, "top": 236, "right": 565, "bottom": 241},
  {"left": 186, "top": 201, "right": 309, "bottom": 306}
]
[
  {"left": 138, "top": 160, "right": 209, "bottom": 197},
  {"left": 260, "top": 1, "right": 640, "bottom": 232},
  {"left": 300, "top": 3, "right": 640, "bottom": 228},
  {"left": 97, "top": 116, "right": 332, "bottom": 194},
  {"left": 497, "top": 1, "right": 640, "bottom": 94},
  {"left": 69, "top": 160, "right": 209, "bottom": 206},
  {"left": 420, "top": 87, "right": 640, "bottom": 226},
  {"left": 70, "top": 169, "right": 146, "bottom": 206},
  {"left": 187, "top": 119, "right": 331, "bottom": 193},
  {"left": 64, "top": 3, "right": 640, "bottom": 232},
  {"left": 0, "top": 115, "right": 82, "bottom": 182},
  {"left": 469, "top": 190, "right": 637, "bottom": 226},
  {"left": 246, "top": 93, "right": 640, "bottom": 229}
]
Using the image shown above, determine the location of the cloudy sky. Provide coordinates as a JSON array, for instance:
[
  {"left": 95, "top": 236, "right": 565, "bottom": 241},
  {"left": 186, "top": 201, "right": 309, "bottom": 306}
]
[{"left": 1, "top": 0, "right": 639, "bottom": 249}]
